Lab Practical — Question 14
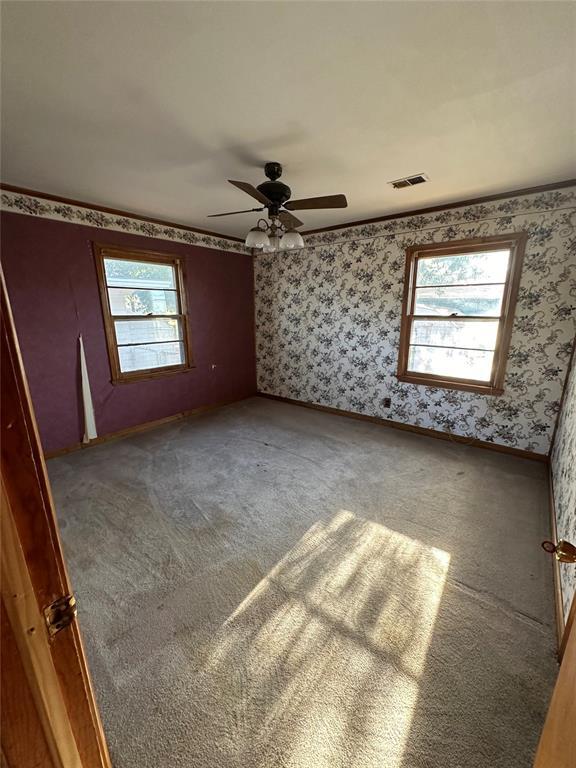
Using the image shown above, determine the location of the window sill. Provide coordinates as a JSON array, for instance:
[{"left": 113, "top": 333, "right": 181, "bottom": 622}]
[
  {"left": 111, "top": 363, "right": 195, "bottom": 385},
  {"left": 396, "top": 373, "right": 503, "bottom": 396}
]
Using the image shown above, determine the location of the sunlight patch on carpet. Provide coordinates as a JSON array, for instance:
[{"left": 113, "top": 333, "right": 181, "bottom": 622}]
[{"left": 188, "top": 511, "right": 450, "bottom": 766}]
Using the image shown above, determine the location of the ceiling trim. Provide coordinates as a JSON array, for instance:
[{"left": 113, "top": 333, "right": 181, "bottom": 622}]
[
  {"left": 0, "top": 184, "right": 245, "bottom": 254},
  {"left": 302, "top": 183, "right": 575, "bottom": 249},
  {"left": 304, "top": 179, "right": 576, "bottom": 234},
  {"left": 2, "top": 179, "right": 575, "bottom": 251},
  {"left": 0, "top": 183, "right": 244, "bottom": 243}
]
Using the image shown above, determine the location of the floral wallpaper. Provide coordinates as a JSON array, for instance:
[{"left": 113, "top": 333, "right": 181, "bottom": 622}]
[
  {"left": 0, "top": 189, "right": 243, "bottom": 253},
  {"left": 551, "top": 354, "right": 576, "bottom": 621},
  {"left": 255, "top": 186, "right": 576, "bottom": 455}
]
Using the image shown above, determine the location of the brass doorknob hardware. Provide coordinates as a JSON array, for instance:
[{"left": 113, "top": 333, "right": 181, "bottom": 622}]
[
  {"left": 44, "top": 593, "right": 77, "bottom": 637},
  {"left": 541, "top": 540, "right": 576, "bottom": 564}
]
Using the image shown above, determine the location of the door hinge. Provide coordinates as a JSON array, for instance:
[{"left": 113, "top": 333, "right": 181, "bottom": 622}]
[{"left": 44, "top": 594, "right": 77, "bottom": 637}]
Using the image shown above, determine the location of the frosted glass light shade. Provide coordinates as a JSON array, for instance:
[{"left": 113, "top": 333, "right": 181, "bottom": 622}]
[
  {"left": 280, "top": 229, "right": 305, "bottom": 250},
  {"left": 264, "top": 234, "right": 282, "bottom": 253},
  {"left": 245, "top": 227, "right": 270, "bottom": 250}
]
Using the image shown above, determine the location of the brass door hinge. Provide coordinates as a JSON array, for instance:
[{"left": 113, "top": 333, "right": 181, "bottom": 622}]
[{"left": 44, "top": 594, "right": 77, "bottom": 637}]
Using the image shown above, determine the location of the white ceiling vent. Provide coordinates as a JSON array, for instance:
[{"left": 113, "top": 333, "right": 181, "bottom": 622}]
[{"left": 389, "top": 173, "right": 429, "bottom": 190}]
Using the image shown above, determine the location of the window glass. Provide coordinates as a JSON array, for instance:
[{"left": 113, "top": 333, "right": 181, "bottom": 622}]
[
  {"left": 97, "top": 251, "right": 189, "bottom": 380},
  {"left": 410, "top": 319, "right": 499, "bottom": 350},
  {"left": 416, "top": 250, "right": 509, "bottom": 287},
  {"left": 413, "top": 284, "right": 505, "bottom": 317},
  {"left": 107, "top": 287, "right": 178, "bottom": 316},
  {"left": 397, "top": 237, "right": 524, "bottom": 393},
  {"left": 104, "top": 258, "right": 175, "bottom": 289},
  {"left": 114, "top": 318, "right": 182, "bottom": 345},
  {"left": 118, "top": 342, "right": 185, "bottom": 373},
  {"left": 407, "top": 346, "right": 494, "bottom": 381}
]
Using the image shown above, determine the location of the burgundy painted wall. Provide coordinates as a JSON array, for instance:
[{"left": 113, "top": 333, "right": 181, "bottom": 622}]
[{"left": 1, "top": 212, "right": 256, "bottom": 453}]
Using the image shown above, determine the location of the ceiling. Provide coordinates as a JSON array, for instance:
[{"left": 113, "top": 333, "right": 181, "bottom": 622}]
[{"left": 1, "top": 1, "right": 575, "bottom": 238}]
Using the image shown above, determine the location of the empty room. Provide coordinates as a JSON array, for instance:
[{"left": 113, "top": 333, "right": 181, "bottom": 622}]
[{"left": 1, "top": 2, "right": 575, "bottom": 767}]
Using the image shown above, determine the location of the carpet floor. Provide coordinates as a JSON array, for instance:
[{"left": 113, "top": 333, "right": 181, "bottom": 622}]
[{"left": 49, "top": 397, "right": 558, "bottom": 768}]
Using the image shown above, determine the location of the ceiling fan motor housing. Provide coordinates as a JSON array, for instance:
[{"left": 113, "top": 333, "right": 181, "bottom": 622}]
[
  {"left": 254, "top": 162, "right": 290, "bottom": 214},
  {"left": 257, "top": 180, "right": 291, "bottom": 214}
]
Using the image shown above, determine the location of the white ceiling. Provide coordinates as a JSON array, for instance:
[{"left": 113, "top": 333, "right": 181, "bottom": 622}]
[{"left": 2, "top": 1, "right": 575, "bottom": 237}]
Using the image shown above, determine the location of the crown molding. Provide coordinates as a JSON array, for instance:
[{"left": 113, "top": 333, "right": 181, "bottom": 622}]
[
  {"left": 296, "top": 181, "right": 576, "bottom": 249},
  {"left": 303, "top": 178, "right": 576, "bottom": 235},
  {"left": 0, "top": 183, "right": 245, "bottom": 253},
  {"left": 3, "top": 179, "right": 575, "bottom": 253}
]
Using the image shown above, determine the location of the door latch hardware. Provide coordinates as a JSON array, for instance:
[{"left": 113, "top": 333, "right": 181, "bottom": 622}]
[
  {"left": 44, "top": 594, "right": 77, "bottom": 637},
  {"left": 541, "top": 540, "right": 576, "bottom": 564}
]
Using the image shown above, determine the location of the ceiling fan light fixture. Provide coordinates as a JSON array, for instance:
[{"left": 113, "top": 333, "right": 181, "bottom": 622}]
[
  {"left": 279, "top": 229, "right": 305, "bottom": 250},
  {"left": 245, "top": 225, "right": 270, "bottom": 250},
  {"left": 264, "top": 233, "right": 282, "bottom": 253}
]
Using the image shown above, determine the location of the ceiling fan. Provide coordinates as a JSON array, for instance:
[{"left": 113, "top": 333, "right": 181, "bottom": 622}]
[{"left": 208, "top": 162, "right": 348, "bottom": 251}]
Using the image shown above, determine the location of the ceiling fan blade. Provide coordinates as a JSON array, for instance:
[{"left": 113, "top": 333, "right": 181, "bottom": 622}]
[
  {"left": 284, "top": 194, "right": 348, "bottom": 211},
  {"left": 207, "top": 207, "right": 264, "bottom": 217},
  {"left": 278, "top": 210, "right": 304, "bottom": 229},
  {"left": 228, "top": 180, "right": 272, "bottom": 206}
]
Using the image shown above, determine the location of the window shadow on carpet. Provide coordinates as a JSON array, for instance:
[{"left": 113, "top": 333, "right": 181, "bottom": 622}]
[{"left": 169, "top": 509, "right": 450, "bottom": 767}]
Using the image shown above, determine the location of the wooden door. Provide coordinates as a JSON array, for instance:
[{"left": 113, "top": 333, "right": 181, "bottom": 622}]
[
  {"left": 0, "top": 270, "right": 111, "bottom": 768},
  {"left": 534, "top": 599, "right": 576, "bottom": 767}
]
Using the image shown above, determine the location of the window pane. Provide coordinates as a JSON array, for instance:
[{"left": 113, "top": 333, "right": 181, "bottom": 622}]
[
  {"left": 107, "top": 287, "right": 178, "bottom": 316},
  {"left": 115, "top": 318, "right": 182, "bottom": 345},
  {"left": 408, "top": 345, "right": 494, "bottom": 381},
  {"left": 416, "top": 250, "right": 510, "bottom": 287},
  {"left": 104, "top": 258, "right": 176, "bottom": 289},
  {"left": 410, "top": 319, "right": 499, "bottom": 351},
  {"left": 414, "top": 284, "right": 504, "bottom": 317},
  {"left": 118, "top": 342, "right": 185, "bottom": 372}
]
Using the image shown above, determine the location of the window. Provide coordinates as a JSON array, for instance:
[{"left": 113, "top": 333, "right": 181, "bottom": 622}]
[
  {"left": 94, "top": 244, "right": 192, "bottom": 383},
  {"left": 397, "top": 234, "right": 526, "bottom": 395}
]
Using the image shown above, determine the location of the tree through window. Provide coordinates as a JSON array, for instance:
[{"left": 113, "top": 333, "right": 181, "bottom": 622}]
[
  {"left": 397, "top": 234, "right": 526, "bottom": 394},
  {"left": 94, "top": 244, "right": 192, "bottom": 383}
]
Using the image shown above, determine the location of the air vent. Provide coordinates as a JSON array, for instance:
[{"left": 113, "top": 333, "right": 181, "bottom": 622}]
[{"left": 389, "top": 173, "right": 429, "bottom": 190}]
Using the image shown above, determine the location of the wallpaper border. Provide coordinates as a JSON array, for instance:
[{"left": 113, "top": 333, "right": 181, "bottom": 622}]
[
  {"left": 302, "top": 186, "right": 576, "bottom": 247},
  {"left": 305, "top": 179, "right": 576, "bottom": 235},
  {"left": 2, "top": 182, "right": 575, "bottom": 256},
  {"left": 0, "top": 189, "right": 244, "bottom": 254}
]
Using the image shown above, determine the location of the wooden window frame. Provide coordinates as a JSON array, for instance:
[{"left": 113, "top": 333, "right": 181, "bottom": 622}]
[
  {"left": 94, "top": 243, "right": 194, "bottom": 384},
  {"left": 396, "top": 233, "right": 527, "bottom": 396}
]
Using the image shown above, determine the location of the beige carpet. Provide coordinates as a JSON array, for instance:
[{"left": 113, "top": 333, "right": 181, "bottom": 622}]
[{"left": 49, "top": 397, "right": 558, "bottom": 768}]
